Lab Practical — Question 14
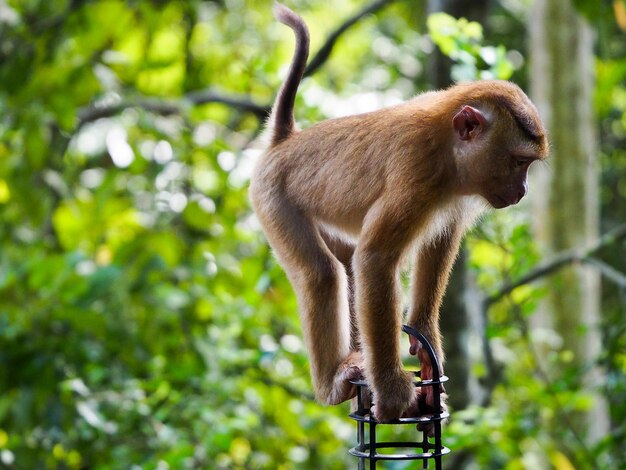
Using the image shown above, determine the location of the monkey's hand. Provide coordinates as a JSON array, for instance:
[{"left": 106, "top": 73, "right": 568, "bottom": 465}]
[
  {"left": 370, "top": 369, "right": 416, "bottom": 422},
  {"left": 408, "top": 337, "right": 445, "bottom": 408}
]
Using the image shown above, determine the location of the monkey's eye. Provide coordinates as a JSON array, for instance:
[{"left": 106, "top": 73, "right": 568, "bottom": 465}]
[{"left": 513, "top": 156, "right": 533, "bottom": 168}]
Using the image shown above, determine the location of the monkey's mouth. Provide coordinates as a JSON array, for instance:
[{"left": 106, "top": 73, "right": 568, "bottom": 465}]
[{"left": 490, "top": 194, "right": 514, "bottom": 209}]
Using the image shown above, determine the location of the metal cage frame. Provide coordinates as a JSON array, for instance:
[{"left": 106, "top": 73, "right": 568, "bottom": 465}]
[{"left": 348, "top": 325, "right": 450, "bottom": 469}]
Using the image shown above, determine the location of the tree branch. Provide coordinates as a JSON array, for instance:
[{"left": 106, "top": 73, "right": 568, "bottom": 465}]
[
  {"left": 304, "top": 0, "right": 392, "bottom": 78},
  {"left": 486, "top": 224, "right": 626, "bottom": 305},
  {"left": 76, "top": 0, "right": 393, "bottom": 130},
  {"left": 185, "top": 89, "right": 271, "bottom": 118},
  {"left": 582, "top": 257, "right": 626, "bottom": 288},
  {"left": 76, "top": 91, "right": 271, "bottom": 130}
]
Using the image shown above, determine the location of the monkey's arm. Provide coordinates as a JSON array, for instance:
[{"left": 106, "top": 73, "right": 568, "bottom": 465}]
[
  {"left": 353, "top": 206, "right": 420, "bottom": 421},
  {"left": 407, "top": 223, "right": 465, "bottom": 377}
]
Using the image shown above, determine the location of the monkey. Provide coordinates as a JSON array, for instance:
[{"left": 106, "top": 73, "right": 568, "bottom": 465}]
[{"left": 250, "top": 3, "right": 548, "bottom": 424}]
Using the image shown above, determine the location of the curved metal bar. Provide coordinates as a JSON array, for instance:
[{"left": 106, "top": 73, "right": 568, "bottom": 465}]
[
  {"left": 401, "top": 324, "right": 442, "bottom": 382},
  {"left": 349, "top": 374, "right": 449, "bottom": 388},
  {"left": 349, "top": 442, "right": 451, "bottom": 461},
  {"left": 348, "top": 410, "right": 450, "bottom": 424}
]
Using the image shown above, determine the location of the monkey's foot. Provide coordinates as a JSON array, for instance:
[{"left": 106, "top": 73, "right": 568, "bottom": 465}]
[{"left": 326, "top": 351, "right": 364, "bottom": 405}]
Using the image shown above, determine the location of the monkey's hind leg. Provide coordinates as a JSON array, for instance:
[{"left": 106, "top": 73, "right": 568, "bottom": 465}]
[
  {"left": 320, "top": 229, "right": 360, "bottom": 351},
  {"left": 256, "top": 198, "right": 361, "bottom": 405}
]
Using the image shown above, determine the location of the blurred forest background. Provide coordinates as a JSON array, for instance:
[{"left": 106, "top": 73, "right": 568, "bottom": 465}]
[{"left": 1, "top": 0, "right": 625, "bottom": 468}]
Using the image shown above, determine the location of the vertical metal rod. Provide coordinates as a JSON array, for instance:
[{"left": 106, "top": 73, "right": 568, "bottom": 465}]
[
  {"left": 370, "top": 420, "right": 376, "bottom": 470},
  {"left": 402, "top": 325, "right": 447, "bottom": 470},
  {"left": 358, "top": 436, "right": 365, "bottom": 470},
  {"left": 431, "top": 345, "right": 442, "bottom": 470},
  {"left": 422, "top": 432, "right": 429, "bottom": 469},
  {"left": 434, "top": 383, "right": 442, "bottom": 470},
  {"left": 357, "top": 385, "right": 365, "bottom": 470}
]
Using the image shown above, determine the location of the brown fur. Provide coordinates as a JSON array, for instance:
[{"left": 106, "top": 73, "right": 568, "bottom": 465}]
[{"left": 250, "top": 3, "right": 548, "bottom": 422}]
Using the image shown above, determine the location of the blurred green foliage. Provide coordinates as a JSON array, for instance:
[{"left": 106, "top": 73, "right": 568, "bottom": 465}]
[
  {"left": 427, "top": 13, "right": 515, "bottom": 81},
  {"left": 0, "top": 0, "right": 624, "bottom": 469}
]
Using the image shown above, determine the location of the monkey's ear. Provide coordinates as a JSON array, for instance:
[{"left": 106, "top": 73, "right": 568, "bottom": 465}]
[{"left": 452, "top": 105, "right": 487, "bottom": 141}]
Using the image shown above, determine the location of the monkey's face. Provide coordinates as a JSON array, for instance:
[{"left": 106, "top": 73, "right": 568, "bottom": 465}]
[
  {"left": 452, "top": 103, "right": 548, "bottom": 209},
  {"left": 483, "top": 160, "right": 532, "bottom": 208},
  {"left": 478, "top": 147, "right": 539, "bottom": 208}
]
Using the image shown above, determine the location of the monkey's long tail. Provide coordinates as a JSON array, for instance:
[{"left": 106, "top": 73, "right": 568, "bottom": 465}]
[{"left": 270, "top": 3, "right": 310, "bottom": 147}]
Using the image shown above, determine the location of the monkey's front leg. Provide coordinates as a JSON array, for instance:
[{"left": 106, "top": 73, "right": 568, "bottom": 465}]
[
  {"left": 407, "top": 225, "right": 464, "bottom": 415},
  {"left": 354, "top": 233, "right": 416, "bottom": 422}
]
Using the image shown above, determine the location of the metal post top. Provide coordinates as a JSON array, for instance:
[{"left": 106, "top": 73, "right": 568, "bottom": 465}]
[{"left": 347, "top": 325, "right": 450, "bottom": 469}]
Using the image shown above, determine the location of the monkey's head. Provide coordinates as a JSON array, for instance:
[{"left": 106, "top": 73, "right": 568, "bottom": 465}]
[{"left": 451, "top": 83, "right": 548, "bottom": 209}]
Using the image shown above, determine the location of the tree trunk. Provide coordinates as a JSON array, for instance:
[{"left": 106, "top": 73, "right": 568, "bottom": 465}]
[{"left": 529, "top": 0, "right": 608, "bottom": 443}]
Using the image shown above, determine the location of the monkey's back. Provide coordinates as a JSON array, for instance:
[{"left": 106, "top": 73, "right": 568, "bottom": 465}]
[{"left": 252, "top": 97, "right": 450, "bottom": 236}]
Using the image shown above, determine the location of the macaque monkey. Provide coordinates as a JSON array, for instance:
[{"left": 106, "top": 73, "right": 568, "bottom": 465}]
[{"left": 250, "top": 3, "right": 548, "bottom": 423}]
